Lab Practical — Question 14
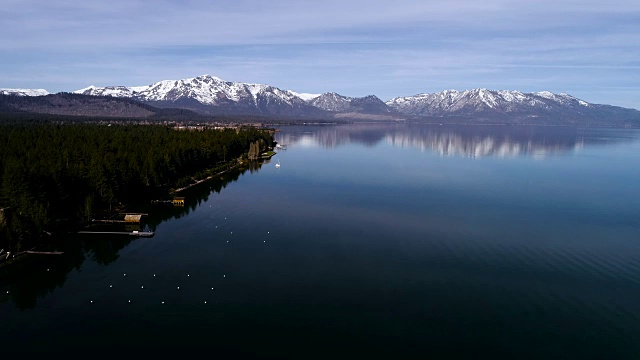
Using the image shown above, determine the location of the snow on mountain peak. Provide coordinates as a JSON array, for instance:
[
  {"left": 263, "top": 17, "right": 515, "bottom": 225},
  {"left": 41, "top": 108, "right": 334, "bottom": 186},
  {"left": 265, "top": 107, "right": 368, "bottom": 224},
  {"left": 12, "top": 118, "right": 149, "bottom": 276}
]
[
  {"left": 1, "top": 88, "right": 50, "bottom": 96},
  {"left": 385, "top": 88, "right": 595, "bottom": 116},
  {"left": 66, "top": 74, "right": 603, "bottom": 117},
  {"left": 288, "top": 90, "right": 321, "bottom": 101},
  {"left": 74, "top": 85, "right": 97, "bottom": 93},
  {"left": 535, "top": 91, "right": 555, "bottom": 99}
]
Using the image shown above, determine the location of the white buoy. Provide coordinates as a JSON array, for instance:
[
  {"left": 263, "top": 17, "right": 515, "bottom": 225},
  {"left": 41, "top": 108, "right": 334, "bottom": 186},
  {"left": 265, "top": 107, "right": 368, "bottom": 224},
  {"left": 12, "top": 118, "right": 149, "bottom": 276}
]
[
  {"left": 47, "top": 268, "right": 49, "bottom": 271},
  {"left": 264, "top": 240, "right": 266, "bottom": 243},
  {"left": 204, "top": 301, "right": 207, "bottom": 304},
  {"left": 128, "top": 300, "right": 131, "bottom": 303},
  {"left": 223, "top": 274, "right": 226, "bottom": 278},
  {"left": 177, "top": 286, "right": 180, "bottom": 290},
  {"left": 141, "top": 286, "right": 144, "bottom": 289},
  {"left": 227, "top": 240, "right": 229, "bottom": 243},
  {"left": 90, "top": 300, "right": 93, "bottom": 303},
  {"left": 109, "top": 285, "right": 113, "bottom": 288},
  {"left": 162, "top": 301, "right": 165, "bottom": 304},
  {"left": 268, "top": 231, "right": 270, "bottom": 234},
  {"left": 188, "top": 274, "right": 190, "bottom": 277},
  {"left": 153, "top": 274, "right": 156, "bottom": 277},
  {"left": 211, "top": 288, "right": 214, "bottom": 290},
  {"left": 124, "top": 273, "right": 127, "bottom": 276}
]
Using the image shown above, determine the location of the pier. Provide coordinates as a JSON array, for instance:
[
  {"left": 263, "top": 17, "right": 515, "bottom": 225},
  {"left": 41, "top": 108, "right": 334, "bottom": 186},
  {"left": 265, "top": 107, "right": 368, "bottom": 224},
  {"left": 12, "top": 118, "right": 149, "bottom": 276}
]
[
  {"left": 92, "top": 213, "right": 148, "bottom": 223},
  {"left": 25, "top": 250, "right": 64, "bottom": 255},
  {"left": 77, "top": 231, "right": 155, "bottom": 237}
]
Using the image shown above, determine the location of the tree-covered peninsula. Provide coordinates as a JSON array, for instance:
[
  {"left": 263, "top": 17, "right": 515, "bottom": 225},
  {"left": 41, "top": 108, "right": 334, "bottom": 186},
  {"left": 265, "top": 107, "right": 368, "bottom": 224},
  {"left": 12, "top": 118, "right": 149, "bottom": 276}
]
[{"left": 0, "top": 122, "right": 274, "bottom": 253}]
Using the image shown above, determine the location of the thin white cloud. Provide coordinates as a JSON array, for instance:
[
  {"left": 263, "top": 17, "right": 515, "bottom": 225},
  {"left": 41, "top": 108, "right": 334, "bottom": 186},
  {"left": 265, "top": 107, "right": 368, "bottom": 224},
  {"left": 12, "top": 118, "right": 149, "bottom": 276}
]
[{"left": 2, "top": 0, "right": 638, "bottom": 48}]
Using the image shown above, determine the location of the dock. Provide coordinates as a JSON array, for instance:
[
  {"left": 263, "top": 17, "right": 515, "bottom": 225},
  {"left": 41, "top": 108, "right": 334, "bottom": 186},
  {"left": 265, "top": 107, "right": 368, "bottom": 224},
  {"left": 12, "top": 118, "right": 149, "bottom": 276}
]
[
  {"left": 92, "top": 213, "right": 147, "bottom": 223},
  {"left": 25, "top": 250, "right": 64, "bottom": 255},
  {"left": 77, "top": 231, "right": 155, "bottom": 237}
]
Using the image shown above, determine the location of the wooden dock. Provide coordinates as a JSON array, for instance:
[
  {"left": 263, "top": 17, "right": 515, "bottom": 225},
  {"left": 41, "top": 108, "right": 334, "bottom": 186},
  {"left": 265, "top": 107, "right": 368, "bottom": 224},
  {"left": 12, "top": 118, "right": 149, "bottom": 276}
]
[
  {"left": 77, "top": 231, "right": 155, "bottom": 237},
  {"left": 10, "top": 250, "right": 65, "bottom": 257},
  {"left": 92, "top": 213, "right": 147, "bottom": 223}
]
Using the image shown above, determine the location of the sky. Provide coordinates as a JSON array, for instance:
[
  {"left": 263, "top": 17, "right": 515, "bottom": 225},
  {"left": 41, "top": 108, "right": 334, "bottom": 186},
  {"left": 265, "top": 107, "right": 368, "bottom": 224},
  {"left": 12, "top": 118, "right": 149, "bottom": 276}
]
[{"left": 1, "top": 0, "right": 639, "bottom": 109}]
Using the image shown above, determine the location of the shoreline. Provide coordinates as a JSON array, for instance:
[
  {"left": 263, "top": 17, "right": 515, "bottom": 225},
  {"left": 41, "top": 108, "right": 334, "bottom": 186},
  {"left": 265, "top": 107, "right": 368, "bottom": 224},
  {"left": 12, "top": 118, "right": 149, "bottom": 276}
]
[
  {"left": 171, "top": 149, "right": 276, "bottom": 194},
  {"left": 171, "top": 159, "right": 243, "bottom": 194},
  {"left": 0, "top": 154, "right": 273, "bottom": 266}
]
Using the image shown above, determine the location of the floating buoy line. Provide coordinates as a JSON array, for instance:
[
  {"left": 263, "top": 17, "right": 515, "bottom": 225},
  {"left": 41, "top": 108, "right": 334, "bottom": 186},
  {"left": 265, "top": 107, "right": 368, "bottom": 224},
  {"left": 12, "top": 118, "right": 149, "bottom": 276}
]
[
  {"left": 74, "top": 271, "right": 233, "bottom": 305},
  {"left": 22, "top": 222, "right": 279, "bottom": 306}
]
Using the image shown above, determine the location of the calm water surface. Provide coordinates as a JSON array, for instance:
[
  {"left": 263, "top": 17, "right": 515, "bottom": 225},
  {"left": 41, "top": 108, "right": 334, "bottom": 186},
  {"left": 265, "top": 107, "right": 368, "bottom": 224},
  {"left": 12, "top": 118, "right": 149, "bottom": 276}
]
[{"left": 2, "top": 124, "right": 640, "bottom": 358}]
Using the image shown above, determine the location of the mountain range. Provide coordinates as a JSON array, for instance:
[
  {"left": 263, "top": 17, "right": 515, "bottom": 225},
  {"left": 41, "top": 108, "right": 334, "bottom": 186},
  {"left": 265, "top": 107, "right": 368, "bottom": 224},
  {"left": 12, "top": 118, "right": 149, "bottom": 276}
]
[{"left": 2, "top": 74, "right": 639, "bottom": 127}]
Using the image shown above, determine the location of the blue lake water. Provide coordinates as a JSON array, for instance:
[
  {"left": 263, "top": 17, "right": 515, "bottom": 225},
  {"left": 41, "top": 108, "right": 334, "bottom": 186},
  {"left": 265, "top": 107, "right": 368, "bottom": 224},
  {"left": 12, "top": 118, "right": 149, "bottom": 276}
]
[{"left": 2, "top": 123, "right": 640, "bottom": 358}]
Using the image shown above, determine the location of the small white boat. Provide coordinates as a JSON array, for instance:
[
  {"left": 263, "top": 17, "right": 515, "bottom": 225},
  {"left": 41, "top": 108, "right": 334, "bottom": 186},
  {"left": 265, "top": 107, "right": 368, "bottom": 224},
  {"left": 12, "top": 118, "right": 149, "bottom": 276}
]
[{"left": 275, "top": 159, "right": 281, "bottom": 168}]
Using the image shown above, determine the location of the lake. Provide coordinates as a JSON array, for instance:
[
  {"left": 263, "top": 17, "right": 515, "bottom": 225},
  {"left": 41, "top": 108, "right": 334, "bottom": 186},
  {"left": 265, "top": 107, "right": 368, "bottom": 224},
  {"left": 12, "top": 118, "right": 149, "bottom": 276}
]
[{"left": 2, "top": 123, "right": 640, "bottom": 358}]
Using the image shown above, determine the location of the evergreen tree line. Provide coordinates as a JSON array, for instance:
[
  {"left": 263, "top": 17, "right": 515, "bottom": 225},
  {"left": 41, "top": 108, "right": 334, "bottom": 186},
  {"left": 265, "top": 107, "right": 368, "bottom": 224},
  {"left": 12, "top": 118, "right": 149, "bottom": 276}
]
[{"left": 0, "top": 123, "right": 273, "bottom": 251}]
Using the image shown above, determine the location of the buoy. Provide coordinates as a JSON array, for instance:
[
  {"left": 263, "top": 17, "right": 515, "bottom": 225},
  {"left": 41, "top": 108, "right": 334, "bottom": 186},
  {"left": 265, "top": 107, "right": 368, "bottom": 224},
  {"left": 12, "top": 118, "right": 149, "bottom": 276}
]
[
  {"left": 264, "top": 240, "right": 266, "bottom": 243},
  {"left": 47, "top": 268, "right": 49, "bottom": 271},
  {"left": 162, "top": 301, "right": 165, "bottom": 304},
  {"left": 211, "top": 287, "right": 214, "bottom": 290},
  {"left": 90, "top": 300, "right": 93, "bottom": 303},
  {"left": 223, "top": 274, "right": 226, "bottom": 278},
  {"left": 109, "top": 285, "right": 113, "bottom": 288},
  {"left": 128, "top": 300, "right": 131, "bottom": 303},
  {"left": 153, "top": 274, "right": 156, "bottom": 277},
  {"left": 188, "top": 274, "right": 190, "bottom": 277},
  {"left": 141, "top": 286, "right": 144, "bottom": 289},
  {"left": 204, "top": 301, "right": 207, "bottom": 304},
  {"left": 177, "top": 286, "right": 180, "bottom": 290},
  {"left": 124, "top": 273, "right": 127, "bottom": 276}
]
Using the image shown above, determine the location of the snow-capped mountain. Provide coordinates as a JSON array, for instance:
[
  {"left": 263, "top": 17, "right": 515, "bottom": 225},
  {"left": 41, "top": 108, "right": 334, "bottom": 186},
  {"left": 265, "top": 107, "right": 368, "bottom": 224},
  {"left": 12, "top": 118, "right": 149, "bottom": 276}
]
[
  {"left": 288, "top": 91, "right": 321, "bottom": 101},
  {"left": 386, "top": 88, "right": 591, "bottom": 117},
  {"left": 73, "top": 75, "right": 614, "bottom": 121},
  {"left": 0, "top": 88, "right": 49, "bottom": 96},
  {"left": 46, "top": 74, "right": 637, "bottom": 125},
  {"left": 72, "top": 75, "right": 399, "bottom": 117},
  {"left": 309, "top": 92, "right": 353, "bottom": 112},
  {"left": 74, "top": 85, "right": 146, "bottom": 98},
  {"left": 309, "top": 93, "right": 395, "bottom": 114},
  {"left": 74, "top": 75, "right": 325, "bottom": 116}
]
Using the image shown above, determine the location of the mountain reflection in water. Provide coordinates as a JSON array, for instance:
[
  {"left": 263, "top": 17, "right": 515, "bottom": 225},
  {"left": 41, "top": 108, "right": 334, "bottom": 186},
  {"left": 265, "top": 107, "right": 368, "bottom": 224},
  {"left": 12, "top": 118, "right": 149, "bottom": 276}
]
[{"left": 276, "top": 123, "right": 634, "bottom": 158}]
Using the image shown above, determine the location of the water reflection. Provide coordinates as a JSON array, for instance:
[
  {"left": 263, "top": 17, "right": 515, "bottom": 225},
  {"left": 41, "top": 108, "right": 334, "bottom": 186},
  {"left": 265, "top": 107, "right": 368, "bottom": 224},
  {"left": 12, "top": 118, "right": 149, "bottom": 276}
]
[
  {"left": 276, "top": 124, "right": 639, "bottom": 158},
  {"left": 0, "top": 161, "right": 265, "bottom": 309}
]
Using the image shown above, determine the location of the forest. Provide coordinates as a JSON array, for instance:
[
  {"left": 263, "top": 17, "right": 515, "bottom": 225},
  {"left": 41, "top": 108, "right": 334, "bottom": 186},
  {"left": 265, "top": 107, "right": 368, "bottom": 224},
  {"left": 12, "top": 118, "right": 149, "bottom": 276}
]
[{"left": 0, "top": 122, "right": 274, "bottom": 253}]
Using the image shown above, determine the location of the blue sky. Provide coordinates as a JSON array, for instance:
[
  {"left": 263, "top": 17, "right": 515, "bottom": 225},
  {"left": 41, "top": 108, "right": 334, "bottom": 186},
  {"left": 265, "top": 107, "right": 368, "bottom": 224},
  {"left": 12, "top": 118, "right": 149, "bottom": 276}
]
[{"left": 2, "top": 0, "right": 639, "bottom": 109}]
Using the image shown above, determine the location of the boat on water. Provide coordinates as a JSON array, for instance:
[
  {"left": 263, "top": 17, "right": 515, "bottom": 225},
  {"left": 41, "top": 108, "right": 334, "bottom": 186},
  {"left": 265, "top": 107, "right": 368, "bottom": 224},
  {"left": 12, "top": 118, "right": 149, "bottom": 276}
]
[{"left": 275, "top": 159, "right": 281, "bottom": 168}]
